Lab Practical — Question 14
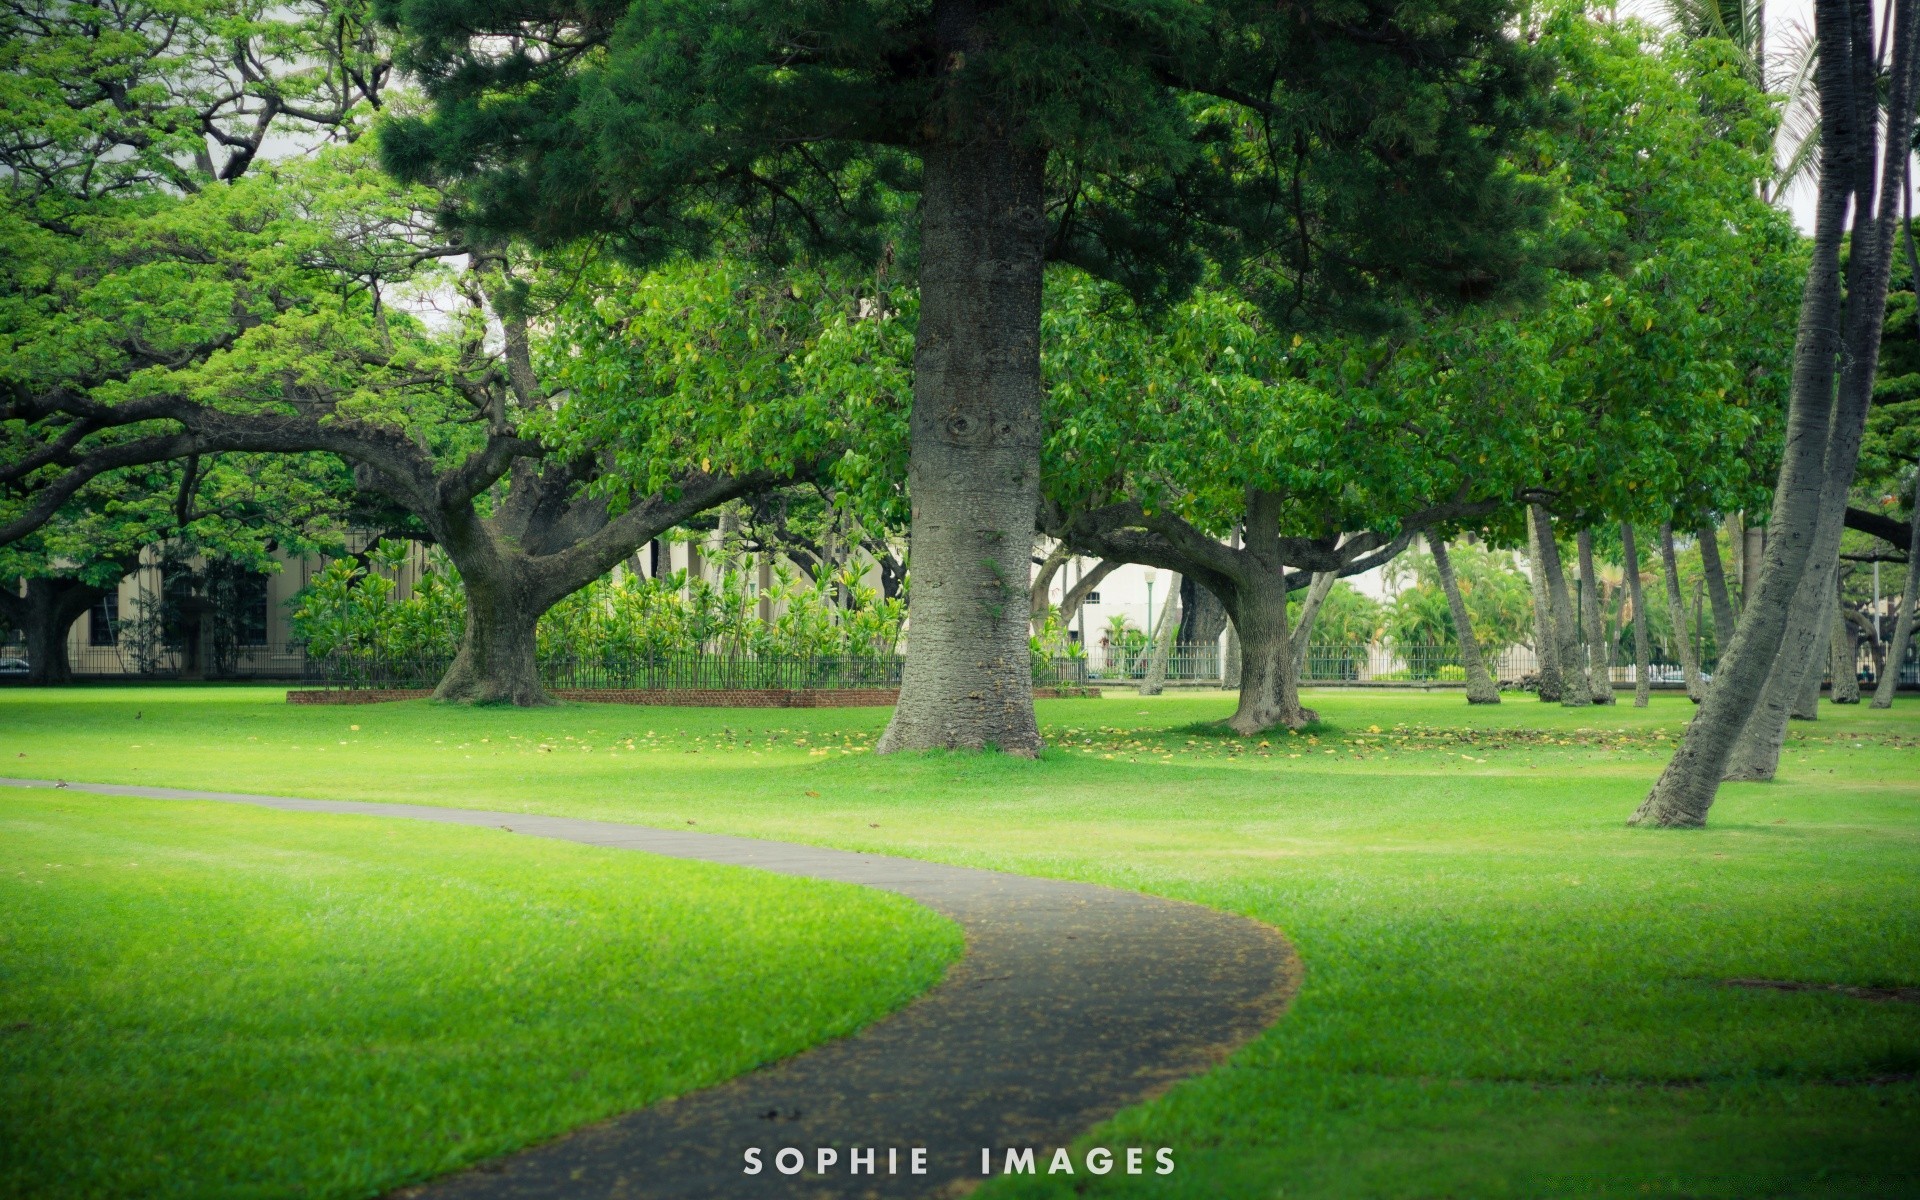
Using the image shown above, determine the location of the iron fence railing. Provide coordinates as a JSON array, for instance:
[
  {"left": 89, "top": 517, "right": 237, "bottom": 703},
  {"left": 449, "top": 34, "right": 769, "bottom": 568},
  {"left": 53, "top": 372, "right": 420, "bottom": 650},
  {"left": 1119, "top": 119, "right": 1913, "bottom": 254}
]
[
  {"left": 303, "top": 650, "right": 1091, "bottom": 691},
  {"left": 1090, "top": 641, "right": 1737, "bottom": 686}
]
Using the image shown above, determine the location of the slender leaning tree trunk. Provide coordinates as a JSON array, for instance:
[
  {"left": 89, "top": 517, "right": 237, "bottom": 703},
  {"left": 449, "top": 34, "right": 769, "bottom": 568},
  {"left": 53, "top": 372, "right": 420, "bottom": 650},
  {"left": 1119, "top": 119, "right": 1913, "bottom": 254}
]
[
  {"left": 1223, "top": 621, "right": 1243, "bottom": 690},
  {"left": 1659, "top": 523, "right": 1706, "bottom": 702},
  {"left": 878, "top": 132, "right": 1048, "bottom": 756},
  {"left": 1830, "top": 583, "right": 1861, "bottom": 702},
  {"left": 1870, "top": 477, "right": 1920, "bottom": 707},
  {"left": 1289, "top": 571, "right": 1336, "bottom": 683},
  {"left": 1621, "top": 523, "right": 1653, "bottom": 707},
  {"left": 1577, "top": 529, "right": 1616, "bottom": 704},
  {"left": 1633, "top": 0, "right": 1920, "bottom": 825},
  {"left": 1699, "top": 526, "right": 1738, "bottom": 658},
  {"left": 1532, "top": 506, "right": 1591, "bottom": 707},
  {"left": 1138, "top": 576, "right": 1182, "bottom": 697},
  {"left": 1743, "top": 525, "right": 1766, "bottom": 606},
  {"left": 1527, "top": 508, "right": 1565, "bottom": 701},
  {"left": 1429, "top": 533, "right": 1500, "bottom": 703}
]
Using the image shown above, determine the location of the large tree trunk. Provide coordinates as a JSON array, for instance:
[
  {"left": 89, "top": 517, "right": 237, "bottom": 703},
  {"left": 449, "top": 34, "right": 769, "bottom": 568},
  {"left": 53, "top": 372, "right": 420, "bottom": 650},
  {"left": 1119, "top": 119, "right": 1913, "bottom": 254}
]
[
  {"left": 1223, "top": 620, "right": 1243, "bottom": 690},
  {"left": 433, "top": 554, "right": 549, "bottom": 706},
  {"left": 1182, "top": 575, "right": 1231, "bottom": 663},
  {"left": 1794, "top": 585, "right": 1834, "bottom": 718},
  {"left": 1532, "top": 506, "right": 1591, "bottom": 707},
  {"left": 1658, "top": 523, "right": 1706, "bottom": 702},
  {"left": 1869, "top": 477, "right": 1920, "bottom": 707},
  {"left": 15, "top": 578, "right": 107, "bottom": 685},
  {"left": 1527, "top": 508, "right": 1565, "bottom": 702},
  {"left": 1289, "top": 571, "right": 1336, "bottom": 683},
  {"left": 1743, "top": 524, "right": 1766, "bottom": 607},
  {"left": 1138, "top": 576, "right": 1182, "bottom": 696},
  {"left": 1428, "top": 534, "right": 1500, "bottom": 703},
  {"left": 1830, "top": 584, "right": 1861, "bottom": 703},
  {"left": 1226, "top": 577, "right": 1315, "bottom": 734},
  {"left": 1621, "top": 523, "right": 1653, "bottom": 707},
  {"left": 1633, "top": 0, "right": 1919, "bottom": 825},
  {"left": 877, "top": 131, "right": 1047, "bottom": 756},
  {"left": 1700, "top": 526, "right": 1738, "bottom": 655},
  {"left": 1577, "top": 529, "right": 1616, "bottom": 704}
]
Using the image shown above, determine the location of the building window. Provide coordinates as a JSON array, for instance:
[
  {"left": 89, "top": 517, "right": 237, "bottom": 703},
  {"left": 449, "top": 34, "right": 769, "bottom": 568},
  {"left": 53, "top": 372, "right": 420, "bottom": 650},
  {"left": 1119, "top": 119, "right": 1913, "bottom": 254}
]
[
  {"left": 235, "top": 572, "right": 270, "bottom": 646},
  {"left": 89, "top": 592, "right": 118, "bottom": 646},
  {"left": 1083, "top": 592, "right": 1101, "bottom": 605}
]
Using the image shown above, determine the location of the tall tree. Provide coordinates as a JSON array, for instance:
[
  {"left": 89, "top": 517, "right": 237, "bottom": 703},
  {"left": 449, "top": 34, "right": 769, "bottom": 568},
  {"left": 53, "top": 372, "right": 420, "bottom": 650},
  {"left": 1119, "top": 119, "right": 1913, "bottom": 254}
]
[
  {"left": 378, "top": 0, "right": 1553, "bottom": 755},
  {"left": 1659, "top": 523, "right": 1708, "bottom": 701},
  {"left": 1577, "top": 528, "right": 1617, "bottom": 703},
  {"left": 0, "top": 455, "right": 352, "bottom": 683},
  {"left": 1621, "top": 523, "right": 1655, "bottom": 706},
  {"left": 1533, "top": 505, "right": 1592, "bottom": 707},
  {"left": 1428, "top": 534, "right": 1502, "bottom": 703},
  {"left": 1633, "top": 0, "right": 1920, "bottom": 825}
]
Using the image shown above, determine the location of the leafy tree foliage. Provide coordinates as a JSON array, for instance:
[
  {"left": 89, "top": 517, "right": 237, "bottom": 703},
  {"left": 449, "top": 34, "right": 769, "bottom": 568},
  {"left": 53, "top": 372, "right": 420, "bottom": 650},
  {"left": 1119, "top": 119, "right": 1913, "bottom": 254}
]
[{"left": 379, "top": 0, "right": 1556, "bottom": 752}]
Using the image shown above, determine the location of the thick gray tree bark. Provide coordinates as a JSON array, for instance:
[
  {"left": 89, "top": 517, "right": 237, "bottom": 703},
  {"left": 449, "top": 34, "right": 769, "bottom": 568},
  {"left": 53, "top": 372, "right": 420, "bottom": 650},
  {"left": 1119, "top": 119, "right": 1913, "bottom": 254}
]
[
  {"left": 1621, "top": 523, "right": 1653, "bottom": 707},
  {"left": 1226, "top": 571, "right": 1315, "bottom": 733},
  {"left": 1830, "top": 583, "right": 1861, "bottom": 702},
  {"left": 878, "top": 131, "right": 1048, "bottom": 756},
  {"left": 1869, "top": 477, "right": 1920, "bottom": 707},
  {"left": 1577, "top": 529, "right": 1616, "bottom": 704},
  {"left": 1743, "top": 524, "right": 1766, "bottom": 606},
  {"left": 1527, "top": 508, "right": 1565, "bottom": 702},
  {"left": 1795, "top": 580, "right": 1837, "bottom": 718},
  {"left": 1633, "top": 0, "right": 1920, "bottom": 824},
  {"left": 1532, "top": 506, "right": 1591, "bottom": 707},
  {"left": 1137, "top": 576, "right": 1182, "bottom": 696},
  {"left": 1223, "top": 621, "right": 1242, "bottom": 690},
  {"left": 1659, "top": 523, "right": 1706, "bottom": 703},
  {"left": 1698, "top": 526, "right": 1738, "bottom": 659},
  {"left": 1428, "top": 533, "right": 1500, "bottom": 703}
]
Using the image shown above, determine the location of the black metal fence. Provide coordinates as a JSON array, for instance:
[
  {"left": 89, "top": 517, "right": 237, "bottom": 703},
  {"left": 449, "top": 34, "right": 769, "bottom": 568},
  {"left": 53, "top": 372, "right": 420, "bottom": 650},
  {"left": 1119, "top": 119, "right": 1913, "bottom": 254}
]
[
  {"left": 1093, "top": 641, "right": 1727, "bottom": 686},
  {"left": 303, "top": 650, "right": 1091, "bottom": 691}
]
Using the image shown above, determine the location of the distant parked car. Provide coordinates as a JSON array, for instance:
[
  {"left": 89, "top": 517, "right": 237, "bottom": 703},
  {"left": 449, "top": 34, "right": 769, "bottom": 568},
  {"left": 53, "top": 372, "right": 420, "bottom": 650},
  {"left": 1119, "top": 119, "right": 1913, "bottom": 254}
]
[
  {"left": 1645, "top": 665, "right": 1710, "bottom": 684},
  {"left": 0, "top": 656, "right": 28, "bottom": 676}
]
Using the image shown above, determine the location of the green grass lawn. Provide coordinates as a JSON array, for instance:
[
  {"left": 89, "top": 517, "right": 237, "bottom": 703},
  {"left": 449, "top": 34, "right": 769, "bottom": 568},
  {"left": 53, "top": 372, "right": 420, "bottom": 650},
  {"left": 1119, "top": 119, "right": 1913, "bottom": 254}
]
[
  {"left": 3, "top": 684, "right": 1918, "bottom": 1198},
  {"left": 0, "top": 786, "right": 961, "bottom": 1200}
]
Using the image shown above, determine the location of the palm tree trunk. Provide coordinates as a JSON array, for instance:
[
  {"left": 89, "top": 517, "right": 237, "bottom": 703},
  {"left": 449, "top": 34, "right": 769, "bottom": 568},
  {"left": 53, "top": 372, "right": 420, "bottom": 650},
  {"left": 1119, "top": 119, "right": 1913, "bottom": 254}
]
[
  {"left": 1289, "top": 571, "right": 1336, "bottom": 683},
  {"left": 1532, "top": 505, "right": 1590, "bottom": 707},
  {"left": 1429, "top": 533, "right": 1501, "bottom": 703},
  {"left": 1659, "top": 523, "right": 1706, "bottom": 702},
  {"left": 1527, "top": 506, "right": 1565, "bottom": 702},
  {"left": 1699, "top": 526, "right": 1738, "bottom": 659},
  {"left": 1634, "top": 0, "right": 1920, "bottom": 825},
  {"left": 1578, "top": 529, "right": 1616, "bottom": 703},
  {"left": 1621, "top": 523, "right": 1653, "bottom": 707},
  {"left": 1869, "top": 475, "right": 1920, "bottom": 707},
  {"left": 1138, "top": 575, "right": 1181, "bottom": 696},
  {"left": 1830, "top": 582, "right": 1861, "bottom": 702}
]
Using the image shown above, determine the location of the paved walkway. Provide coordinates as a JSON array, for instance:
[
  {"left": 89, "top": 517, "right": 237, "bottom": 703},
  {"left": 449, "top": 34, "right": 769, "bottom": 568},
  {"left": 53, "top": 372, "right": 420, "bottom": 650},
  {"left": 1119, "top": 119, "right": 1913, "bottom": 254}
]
[{"left": 2, "top": 777, "right": 1298, "bottom": 1198}]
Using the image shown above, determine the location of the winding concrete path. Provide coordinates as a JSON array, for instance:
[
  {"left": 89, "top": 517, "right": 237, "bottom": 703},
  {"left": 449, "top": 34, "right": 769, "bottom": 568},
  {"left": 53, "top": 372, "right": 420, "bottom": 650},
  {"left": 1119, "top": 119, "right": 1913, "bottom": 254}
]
[{"left": 2, "top": 776, "right": 1298, "bottom": 1198}]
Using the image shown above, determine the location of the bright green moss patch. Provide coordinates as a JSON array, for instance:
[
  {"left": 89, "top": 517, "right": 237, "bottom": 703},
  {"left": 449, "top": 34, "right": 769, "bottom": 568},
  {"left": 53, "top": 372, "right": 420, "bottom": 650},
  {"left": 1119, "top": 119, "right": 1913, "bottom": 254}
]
[{"left": 0, "top": 790, "right": 961, "bottom": 1200}]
